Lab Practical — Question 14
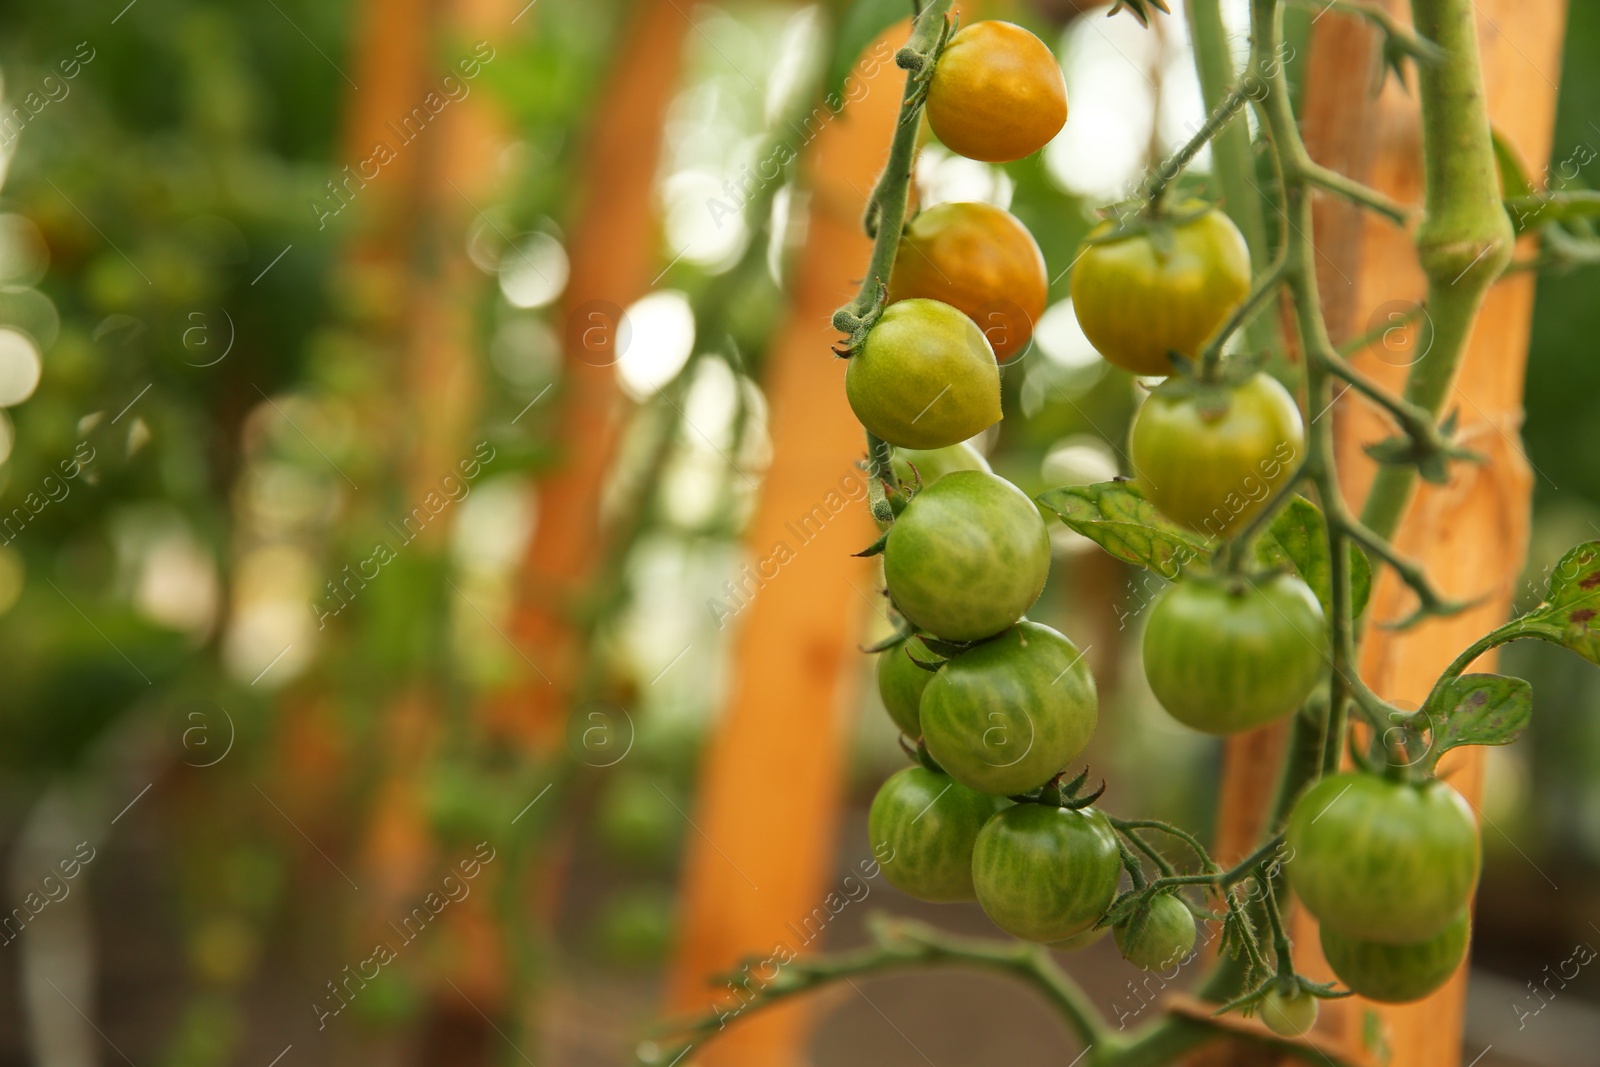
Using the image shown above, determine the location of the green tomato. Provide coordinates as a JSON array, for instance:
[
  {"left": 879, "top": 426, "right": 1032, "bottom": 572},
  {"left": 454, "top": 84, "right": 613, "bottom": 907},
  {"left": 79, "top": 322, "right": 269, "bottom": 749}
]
[
  {"left": 892, "top": 441, "right": 992, "bottom": 488},
  {"left": 883, "top": 471, "right": 1050, "bottom": 642},
  {"left": 845, "top": 298, "right": 1001, "bottom": 450},
  {"left": 971, "top": 804, "right": 1121, "bottom": 942},
  {"left": 1142, "top": 572, "right": 1327, "bottom": 734},
  {"left": 1286, "top": 774, "right": 1480, "bottom": 944},
  {"left": 1259, "top": 986, "right": 1320, "bottom": 1037},
  {"left": 868, "top": 765, "right": 1009, "bottom": 902},
  {"left": 1114, "top": 892, "right": 1197, "bottom": 971},
  {"left": 876, "top": 636, "right": 935, "bottom": 737},
  {"left": 1128, "top": 371, "right": 1304, "bottom": 536},
  {"left": 1320, "top": 909, "right": 1470, "bottom": 1004},
  {"left": 920, "top": 621, "right": 1097, "bottom": 796},
  {"left": 1069, "top": 206, "right": 1251, "bottom": 377}
]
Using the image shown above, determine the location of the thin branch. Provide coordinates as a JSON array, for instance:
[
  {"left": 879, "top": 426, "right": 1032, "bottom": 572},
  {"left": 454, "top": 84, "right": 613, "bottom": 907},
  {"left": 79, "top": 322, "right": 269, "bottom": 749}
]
[
  {"left": 644, "top": 916, "right": 1111, "bottom": 1061},
  {"left": 1198, "top": 256, "right": 1288, "bottom": 373},
  {"left": 1296, "top": 160, "right": 1412, "bottom": 225},
  {"left": 1143, "top": 75, "right": 1261, "bottom": 209}
]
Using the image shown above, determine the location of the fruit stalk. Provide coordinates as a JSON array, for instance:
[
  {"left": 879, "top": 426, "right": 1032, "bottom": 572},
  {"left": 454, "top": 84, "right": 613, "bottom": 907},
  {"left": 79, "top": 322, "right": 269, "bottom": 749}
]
[{"left": 830, "top": 0, "right": 954, "bottom": 351}]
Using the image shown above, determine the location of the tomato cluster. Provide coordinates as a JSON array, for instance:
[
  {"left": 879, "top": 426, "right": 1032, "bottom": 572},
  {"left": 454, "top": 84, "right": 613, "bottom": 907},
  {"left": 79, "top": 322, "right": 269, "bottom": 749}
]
[
  {"left": 1286, "top": 773, "right": 1481, "bottom": 1002},
  {"left": 853, "top": 18, "right": 1485, "bottom": 1003},
  {"left": 852, "top": 19, "right": 1212, "bottom": 973}
]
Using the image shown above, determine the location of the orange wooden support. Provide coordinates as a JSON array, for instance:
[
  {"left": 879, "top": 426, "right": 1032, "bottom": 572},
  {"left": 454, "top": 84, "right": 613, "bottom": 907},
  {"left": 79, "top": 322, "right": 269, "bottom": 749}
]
[
  {"left": 662, "top": 22, "right": 909, "bottom": 1067},
  {"left": 494, "top": 0, "right": 692, "bottom": 751}
]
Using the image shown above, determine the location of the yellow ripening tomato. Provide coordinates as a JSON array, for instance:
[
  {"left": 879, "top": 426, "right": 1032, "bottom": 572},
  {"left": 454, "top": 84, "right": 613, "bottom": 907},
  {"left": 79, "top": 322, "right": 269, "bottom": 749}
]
[
  {"left": 889, "top": 202, "right": 1048, "bottom": 361},
  {"left": 1070, "top": 207, "right": 1251, "bottom": 377}
]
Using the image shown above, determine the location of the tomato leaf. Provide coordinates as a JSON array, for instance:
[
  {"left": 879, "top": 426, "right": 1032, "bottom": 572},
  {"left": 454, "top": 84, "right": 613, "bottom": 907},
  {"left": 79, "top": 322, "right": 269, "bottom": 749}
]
[
  {"left": 1505, "top": 540, "right": 1600, "bottom": 665},
  {"left": 1036, "top": 481, "right": 1206, "bottom": 576},
  {"left": 1424, "top": 673, "right": 1532, "bottom": 770},
  {"left": 1253, "top": 495, "right": 1373, "bottom": 619}
]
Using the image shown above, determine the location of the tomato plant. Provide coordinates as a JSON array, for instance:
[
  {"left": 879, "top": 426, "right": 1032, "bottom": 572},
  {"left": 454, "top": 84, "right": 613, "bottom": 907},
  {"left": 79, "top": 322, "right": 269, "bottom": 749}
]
[
  {"left": 970, "top": 803, "right": 1121, "bottom": 941},
  {"left": 1142, "top": 571, "right": 1327, "bottom": 734},
  {"left": 918, "top": 620, "right": 1097, "bottom": 795},
  {"left": 1129, "top": 370, "right": 1305, "bottom": 536},
  {"left": 654, "top": 0, "right": 1594, "bottom": 1062},
  {"left": 869, "top": 765, "right": 1009, "bottom": 902},
  {"left": 888, "top": 201, "right": 1047, "bottom": 361},
  {"left": 925, "top": 21, "right": 1067, "bottom": 164},
  {"left": 1070, "top": 206, "right": 1251, "bottom": 377},
  {"left": 845, "top": 297, "right": 1001, "bottom": 449}
]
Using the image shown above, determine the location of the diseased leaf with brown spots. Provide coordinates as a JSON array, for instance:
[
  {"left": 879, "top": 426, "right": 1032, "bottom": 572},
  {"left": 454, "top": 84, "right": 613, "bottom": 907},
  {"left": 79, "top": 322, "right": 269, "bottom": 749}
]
[
  {"left": 1518, "top": 540, "right": 1600, "bottom": 666},
  {"left": 1424, "top": 673, "right": 1532, "bottom": 771}
]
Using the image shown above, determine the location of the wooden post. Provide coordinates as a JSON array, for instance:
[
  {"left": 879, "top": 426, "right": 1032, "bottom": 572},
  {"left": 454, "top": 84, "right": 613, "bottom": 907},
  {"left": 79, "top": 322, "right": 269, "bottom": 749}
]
[{"left": 662, "top": 23, "right": 907, "bottom": 1067}]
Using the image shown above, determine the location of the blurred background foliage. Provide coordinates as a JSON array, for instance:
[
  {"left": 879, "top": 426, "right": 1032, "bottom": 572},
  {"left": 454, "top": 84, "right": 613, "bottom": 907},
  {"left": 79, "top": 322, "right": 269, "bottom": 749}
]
[{"left": 0, "top": 0, "right": 1594, "bottom": 1065}]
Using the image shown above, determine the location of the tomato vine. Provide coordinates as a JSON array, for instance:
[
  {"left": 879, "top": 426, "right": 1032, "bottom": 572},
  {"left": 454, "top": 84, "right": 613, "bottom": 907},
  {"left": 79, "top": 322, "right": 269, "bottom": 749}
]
[{"left": 642, "top": 0, "right": 1600, "bottom": 1062}]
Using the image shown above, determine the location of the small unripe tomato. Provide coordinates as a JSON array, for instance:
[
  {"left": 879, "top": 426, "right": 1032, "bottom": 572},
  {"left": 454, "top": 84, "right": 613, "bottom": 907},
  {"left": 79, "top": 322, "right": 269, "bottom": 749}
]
[
  {"left": 876, "top": 635, "right": 935, "bottom": 737},
  {"left": 891, "top": 441, "right": 991, "bottom": 488},
  {"left": 971, "top": 803, "right": 1120, "bottom": 942},
  {"left": 1114, "top": 892, "right": 1197, "bottom": 971},
  {"left": 888, "top": 202, "right": 1047, "bottom": 361},
  {"left": 846, "top": 298, "right": 1001, "bottom": 449},
  {"left": 1128, "top": 371, "right": 1304, "bottom": 536},
  {"left": 1070, "top": 207, "right": 1251, "bottom": 376},
  {"left": 1259, "top": 986, "right": 1320, "bottom": 1038},
  {"left": 883, "top": 471, "right": 1050, "bottom": 642},
  {"left": 926, "top": 22, "right": 1068, "bottom": 163},
  {"left": 920, "top": 621, "right": 1096, "bottom": 796},
  {"left": 1142, "top": 572, "right": 1327, "bottom": 735},
  {"left": 1320, "top": 910, "right": 1471, "bottom": 1003},
  {"left": 1286, "top": 774, "right": 1480, "bottom": 945},
  {"left": 868, "top": 765, "right": 1008, "bottom": 902}
]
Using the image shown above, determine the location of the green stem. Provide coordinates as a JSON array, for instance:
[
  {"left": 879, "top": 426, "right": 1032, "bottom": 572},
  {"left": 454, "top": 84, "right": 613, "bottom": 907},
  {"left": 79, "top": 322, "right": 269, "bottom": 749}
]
[
  {"left": 646, "top": 917, "right": 1111, "bottom": 1060},
  {"left": 1357, "top": 0, "right": 1515, "bottom": 539},
  {"left": 831, "top": 0, "right": 953, "bottom": 349},
  {"left": 1183, "top": 0, "right": 1279, "bottom": 359},
  {"left": 1198, "top": 256, "right": 1286, "bottom": 373}
]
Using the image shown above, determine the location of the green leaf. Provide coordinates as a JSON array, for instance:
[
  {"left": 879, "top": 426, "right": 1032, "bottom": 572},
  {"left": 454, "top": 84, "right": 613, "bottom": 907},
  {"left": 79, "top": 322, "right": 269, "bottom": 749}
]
[
  {"left": 825, "top": 0, "right": 906, "bottom": 103},
  {"left": 1517, "top": 540, "right": 1600, "bottom": 664},
  {"left": 1505, "top": 189, "right": 1600, "bottom": 235},
  {"left": 1253, "top": 495, "right": 1373, "bottom": 619},
  {"left": 1491, "top": 126, "right": 1534, "bottom": 198},
  {"left": 1036, "top": 481, "right": 1206, "bottom": 576},
  {"left": 1424, "top": 673, "right": 1532, "bottom": 770}
]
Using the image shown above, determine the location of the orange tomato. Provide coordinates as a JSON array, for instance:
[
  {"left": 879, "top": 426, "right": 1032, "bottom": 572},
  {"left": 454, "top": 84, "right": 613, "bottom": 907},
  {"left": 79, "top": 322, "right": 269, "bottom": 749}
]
[
  {"left": 889, "top": 201, "right": 1047, "bottom": 361},
  {"left": 925, "top": 22, "right": 1068, "bottom": 164}
]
